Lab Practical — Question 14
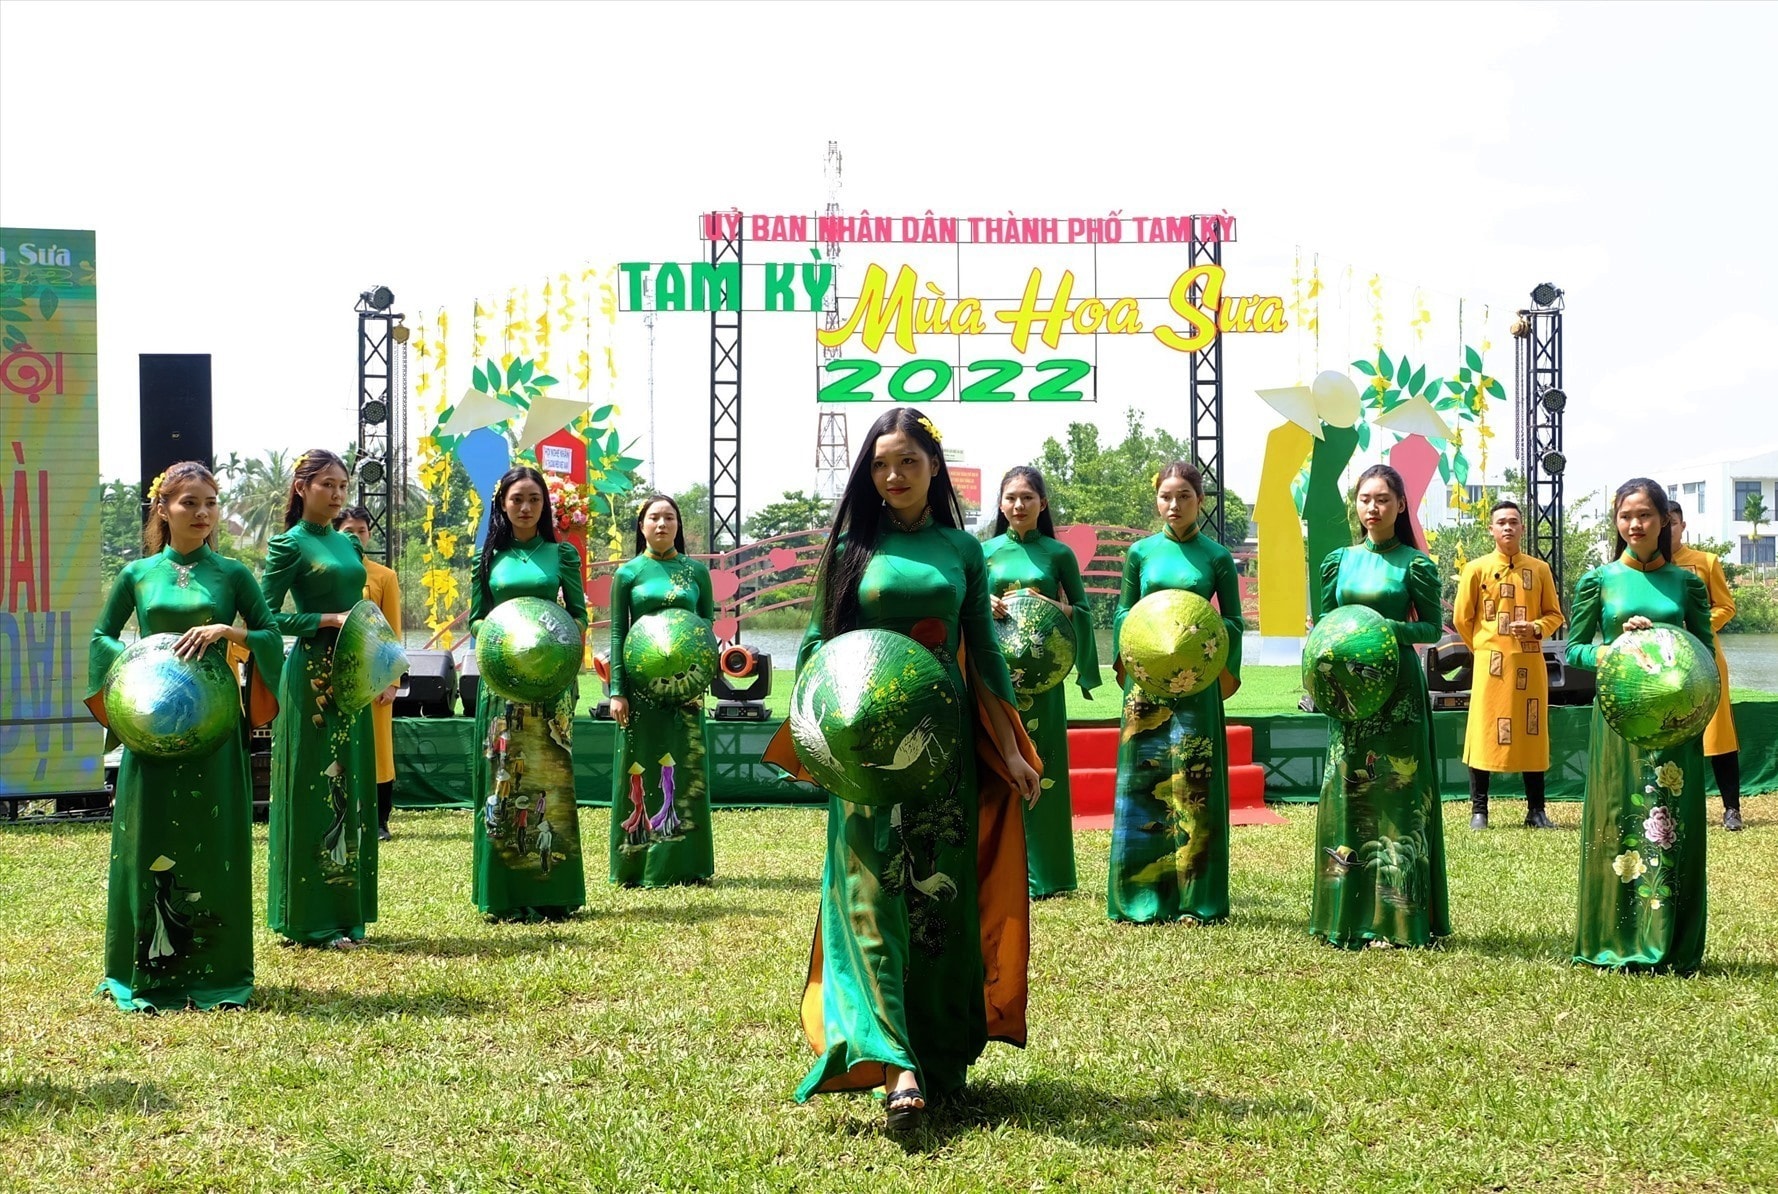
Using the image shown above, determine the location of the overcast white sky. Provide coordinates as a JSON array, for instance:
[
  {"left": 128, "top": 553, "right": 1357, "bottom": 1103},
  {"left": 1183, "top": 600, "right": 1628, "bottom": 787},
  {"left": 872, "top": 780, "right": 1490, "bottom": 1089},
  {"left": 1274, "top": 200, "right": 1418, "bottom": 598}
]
[{"left": 3, "top": 0, "right": 1774, "bottom": 520}]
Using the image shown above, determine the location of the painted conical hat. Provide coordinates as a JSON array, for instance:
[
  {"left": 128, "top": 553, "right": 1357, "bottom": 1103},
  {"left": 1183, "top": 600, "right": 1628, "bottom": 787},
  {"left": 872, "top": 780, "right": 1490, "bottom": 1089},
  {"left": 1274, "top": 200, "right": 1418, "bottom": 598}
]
[
  {"left": 1302, "top": 605, "right": 1399, "bottom": 721},
  {"left": 992, "top": 592, "right": 1076, "bottom": 696},
  {"left": 1598, "top": 623, "right": 1720, "bottom": 750},
  {"left": 476, "top": 595, "right": 582, "bottom": 705},
  {"left": 334, "top": 599, "right": 410, "bottom": 716},
  {"left": 103, "top": 633, "right": 240, "bottom": 760},
  {"left": 622, "top": 608, "right": 718, "bottom": 707},
  {"left": 788, "top": 629, "right": 962, "bottom": 808},
  {"left": 1119, "top": 589, "right": 1229, "bottom": 701}
]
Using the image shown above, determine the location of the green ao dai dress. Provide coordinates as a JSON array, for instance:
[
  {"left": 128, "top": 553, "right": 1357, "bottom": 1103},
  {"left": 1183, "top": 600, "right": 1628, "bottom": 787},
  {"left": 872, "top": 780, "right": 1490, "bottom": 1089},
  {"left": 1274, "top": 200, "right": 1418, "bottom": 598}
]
[
  {"left": 1565, "top": 550, "right": 1714, "bottom": 975},
  {"left": 89, "top": 545, "right": 283, "bottom": 1010},
  {"left": 261, "top": 519, "right": 379, "bottom": 945},
  {"left": 1310, "top": 539, "right": 1450, "bottom": 948},
  {"left": 607, "top": 550, "right": 715, "bottom": 888},
  {"left": 983, "top": 527, "right": 1101, "bottom": 898},
  {"left": 1109, "top": 526, "right": 1244, "bottom": 924},
  {"left": 468, "top": 535, "right": 588, "bottom": 919},
  {"left": 775, "top": 513, "right": 1034, "bottom": 1101}
]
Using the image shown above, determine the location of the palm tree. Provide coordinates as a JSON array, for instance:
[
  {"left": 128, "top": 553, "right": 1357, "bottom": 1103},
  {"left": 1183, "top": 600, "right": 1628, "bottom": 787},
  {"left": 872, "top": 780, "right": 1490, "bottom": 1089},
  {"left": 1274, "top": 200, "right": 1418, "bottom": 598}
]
[{"left": 224, "top": 448, "right": 295, "bottom": 547}]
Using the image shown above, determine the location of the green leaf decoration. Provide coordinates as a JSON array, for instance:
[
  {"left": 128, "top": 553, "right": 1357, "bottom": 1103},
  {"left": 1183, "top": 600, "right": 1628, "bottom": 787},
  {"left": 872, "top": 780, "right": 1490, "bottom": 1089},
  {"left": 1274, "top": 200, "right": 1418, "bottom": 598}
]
[
  {"left": 1378, "top": 351, "right": 1394, "bottom": 381},
  {"left": 1437, "top": 454, "right": 1451, "bottom": 483},
  {"left": 1409, "top": 364, "right": 1427, "bottom": 394},
  {"left": 37, "top": 287, "right": 58, "bottom": 319},
  {"left": 1396, "top": 356, "right": 1412, "bottom": 386},
  {"left": 1040, "top": 778, "right": 1056, "bottom": 789},
  {"left": 1356, "top": 420, "right": 1371, "bottom": 450},
  {"left": 1353, "top": 358, "right": 1378, "bottom": 377},
  {"left": 1466, "top": 345, "right": 1484, "bottom": 372},
  {"left": 1454, "top": 452, "right": 1470, "bottom": 485},
  {"left": 1487, "top": 379, "right": 1505, "bottom": 399},
  {"left": 590, "top": 404, "right": 613, "bottom": 422},
  {"left": 530, "top": 374, "right": 558, "bottom": 389},
  {"left": 1447, "top": 379, "right": 1464, "bottom": 394},
  {"left": 472, "top": 364, "right": 488, "bottom": 393}
]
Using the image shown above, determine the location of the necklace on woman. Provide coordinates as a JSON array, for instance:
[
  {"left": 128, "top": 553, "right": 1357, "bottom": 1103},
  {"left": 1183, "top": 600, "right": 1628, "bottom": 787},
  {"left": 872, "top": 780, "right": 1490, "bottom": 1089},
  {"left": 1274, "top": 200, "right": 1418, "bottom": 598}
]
[
  {"left": 888, "top": 506, "right": 933, "bottom": 533},
  {"left": 167, "top": 556, "right": 195, "bottom": 589}
]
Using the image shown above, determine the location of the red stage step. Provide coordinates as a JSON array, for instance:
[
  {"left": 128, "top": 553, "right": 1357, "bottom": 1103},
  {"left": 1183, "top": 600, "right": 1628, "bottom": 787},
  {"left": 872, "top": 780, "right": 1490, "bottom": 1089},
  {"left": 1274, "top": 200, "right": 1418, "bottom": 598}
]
[{"left": 1065, "top": 723, "right": 1285, "bottom": 829}]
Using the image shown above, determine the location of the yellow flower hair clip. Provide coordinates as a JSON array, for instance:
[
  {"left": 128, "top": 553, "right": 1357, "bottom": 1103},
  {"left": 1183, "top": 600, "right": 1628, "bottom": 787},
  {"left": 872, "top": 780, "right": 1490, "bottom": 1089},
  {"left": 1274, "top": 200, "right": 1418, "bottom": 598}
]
[
  {"left": 1151, "top": 471, "right": 1162, "bottom": 490},
  {"left": 916, "top": 414, "right": 943, "bottom": 444},
  {"left": 147, "top": 470, "right": 168, "bottom": 503}
]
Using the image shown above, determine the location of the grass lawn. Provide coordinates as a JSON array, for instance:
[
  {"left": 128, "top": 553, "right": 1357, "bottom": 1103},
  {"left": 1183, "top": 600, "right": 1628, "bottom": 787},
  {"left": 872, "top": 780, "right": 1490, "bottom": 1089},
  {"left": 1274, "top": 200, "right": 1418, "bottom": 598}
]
[{"left": 4, "top": 799, "right": 1777, "bottom": 1191}]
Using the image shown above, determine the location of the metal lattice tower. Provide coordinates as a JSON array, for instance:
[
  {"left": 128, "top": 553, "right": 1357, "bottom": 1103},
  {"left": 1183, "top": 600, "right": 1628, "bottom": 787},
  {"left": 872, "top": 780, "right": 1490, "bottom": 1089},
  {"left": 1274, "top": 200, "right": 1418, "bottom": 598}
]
[
  {"left": 355, "top": 289, "right": 403, "bottom": 564},
  {"left": 1187, "top": 232, "right": 1226, "bottom": 543},
  {"left": 814, "top": 142, "right": 847, "bottom": 502},
  {"left": 1515, "top": 284, "right": 1566, "bottom": 596},
  {"left": 816, "top": 412, "right": 850, "bottom": 500},
  {"left": 708, "top": 221, "right": 743, "bottom": 552}
]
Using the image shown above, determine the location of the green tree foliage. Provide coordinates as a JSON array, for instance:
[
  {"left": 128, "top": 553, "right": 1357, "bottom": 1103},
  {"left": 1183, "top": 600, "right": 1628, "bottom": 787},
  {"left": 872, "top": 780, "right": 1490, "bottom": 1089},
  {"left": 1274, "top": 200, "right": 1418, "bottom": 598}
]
[
  {"left": 98, "top": 481, "right": 142, "bottom": 593},
  {"left": 744, "top": 491, "right": 832, "bottom": 541},
  {"left": 673, "top": 483, "right": 711, "bottom": 556},
  {"left": 1032, "top": 410, "right": 1250, "bottom": 544}
]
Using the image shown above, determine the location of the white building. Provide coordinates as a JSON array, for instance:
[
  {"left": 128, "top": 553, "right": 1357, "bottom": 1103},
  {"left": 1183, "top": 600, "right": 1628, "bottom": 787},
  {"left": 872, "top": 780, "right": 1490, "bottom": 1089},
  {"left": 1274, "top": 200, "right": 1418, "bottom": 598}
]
[{"left": 1659, "top": 444, "right": 1778, "bottom": 566}]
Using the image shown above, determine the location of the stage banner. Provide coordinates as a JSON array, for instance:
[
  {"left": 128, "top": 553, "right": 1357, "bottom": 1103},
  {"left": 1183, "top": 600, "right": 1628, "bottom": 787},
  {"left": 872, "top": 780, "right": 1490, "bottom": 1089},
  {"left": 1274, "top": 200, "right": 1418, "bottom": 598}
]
[{"left": 0, "top": 228, "right": 103, "bottom": 797}]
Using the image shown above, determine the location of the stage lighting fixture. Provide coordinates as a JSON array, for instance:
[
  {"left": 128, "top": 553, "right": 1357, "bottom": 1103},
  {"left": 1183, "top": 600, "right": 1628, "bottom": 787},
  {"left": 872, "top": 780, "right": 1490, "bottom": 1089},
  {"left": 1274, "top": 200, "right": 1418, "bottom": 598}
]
[
  {"left": 1530, "top": 283, "right": 1563, "bottom": 307},
  {"left": 1541, "top": 450, "right": 1566, "bottom": 476},
  {"left": 391, "top": 319, "right": 410, "bottom": 345},
  {"left": 359, "top": 459, "right": 386, "bottom": 486},
  {"left": 1540, "top": 388, "right": 1567, "bottom": 414},
  {"left": 359, "top": 286, "right": 395, "bottom": 311},
  {"left": 362, "top": 399, "right": 388, "bottom": 424}
]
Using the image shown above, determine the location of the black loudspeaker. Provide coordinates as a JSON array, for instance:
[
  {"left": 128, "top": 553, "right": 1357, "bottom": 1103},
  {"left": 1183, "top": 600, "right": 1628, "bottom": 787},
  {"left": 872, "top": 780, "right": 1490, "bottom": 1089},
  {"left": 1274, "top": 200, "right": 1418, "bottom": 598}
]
[
  {"left": 1546, "top": 639, "right": 1594, "bottom": 706},
  {"left": 458, "top": 649, "right": 480, "bottom": 712},
  {"left": 395, "top": 649, "right": 458, "bottom": 717},
  {"left": 138, "top": 355, "right": 214, "bottom": 505}
]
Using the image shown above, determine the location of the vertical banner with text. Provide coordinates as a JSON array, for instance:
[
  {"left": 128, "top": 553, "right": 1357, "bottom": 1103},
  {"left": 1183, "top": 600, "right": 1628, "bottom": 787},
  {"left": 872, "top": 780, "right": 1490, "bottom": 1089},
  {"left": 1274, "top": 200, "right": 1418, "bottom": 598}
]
[{"left": 0, "top": 228, "right": 103, "bottom": 795}]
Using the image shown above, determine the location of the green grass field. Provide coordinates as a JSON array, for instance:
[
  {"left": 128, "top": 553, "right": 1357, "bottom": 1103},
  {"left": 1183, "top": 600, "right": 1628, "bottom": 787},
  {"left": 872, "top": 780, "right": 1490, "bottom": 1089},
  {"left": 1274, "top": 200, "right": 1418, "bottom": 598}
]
[{"left": 4, "top": 800, "right": 1776, "bottom": 1191}]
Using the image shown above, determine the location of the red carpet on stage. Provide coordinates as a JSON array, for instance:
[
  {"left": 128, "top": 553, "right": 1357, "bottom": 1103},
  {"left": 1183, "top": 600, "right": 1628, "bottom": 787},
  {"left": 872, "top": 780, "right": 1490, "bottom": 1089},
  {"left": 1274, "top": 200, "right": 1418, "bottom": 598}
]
[{"left": 1068, "top": 723, "right": 1286, "bottom": 830}]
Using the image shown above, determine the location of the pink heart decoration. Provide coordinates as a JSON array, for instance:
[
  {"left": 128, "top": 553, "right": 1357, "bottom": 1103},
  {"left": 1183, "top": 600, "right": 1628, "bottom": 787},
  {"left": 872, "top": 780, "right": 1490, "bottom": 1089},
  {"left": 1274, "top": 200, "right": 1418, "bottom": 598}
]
[
  {"left": 709, "top": 568, "right": 741, "bottom": 603},
  {"left": 713, "top": 617, "right": 739, "bottom": 644},
  {"left": 768, "top": 547, "right": 798, "bottom": 572},
  {"left": 1056, "top": 524, "right": 1098, "bottom": 574},
  {"left": 586, "top": 575, "right": 612, "bottom": 608}
]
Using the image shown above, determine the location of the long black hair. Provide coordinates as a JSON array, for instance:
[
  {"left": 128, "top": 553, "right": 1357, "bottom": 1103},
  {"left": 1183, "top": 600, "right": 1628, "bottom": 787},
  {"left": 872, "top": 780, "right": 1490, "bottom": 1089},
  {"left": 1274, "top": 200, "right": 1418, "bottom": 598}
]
[
  {"left": 991, "top": 466, "right": 1057, "bottom": 538},
  {"left": 814, "top": 406, "right": 964, "bottom": 641},
  {"left": 1353, "top": 463, "right": 1420, "bottom": 550},
  {"left": 633, "top": 493, "right": 688, "bottom": 556},
  {"left": 283, "top": 449, "right": 348, "bottom": 529},
  {"left": 477, "top": 466, "right": 557, "bottom": 605},
  {"left": 484, "top": 466, "right": 557, "bottom": 554},
  {"left": 1612, "top": 477, "right": 1674, "bottom": 561}
]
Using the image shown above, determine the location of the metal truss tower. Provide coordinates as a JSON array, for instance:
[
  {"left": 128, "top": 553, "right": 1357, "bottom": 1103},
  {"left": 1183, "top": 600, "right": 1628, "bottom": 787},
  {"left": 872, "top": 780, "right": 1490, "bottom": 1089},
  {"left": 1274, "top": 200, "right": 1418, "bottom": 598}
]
[
  {"left": 814, "top": 142, "right": 847, "bottom": 502},
  {"left": 1187, "top": 233, "right": 1227, "bottom": 543},
  {"left": 1514, "top": 283, "right": 1566, "bottom": 596},
  {"left": 816, "top": 412, "right": 850, "bottom": 501},
  {"left": 708, "top": 223, "right": 743, "bottom": 552},
  {"left": 355, "top": 286, "right": 404, "bottom": 565}
]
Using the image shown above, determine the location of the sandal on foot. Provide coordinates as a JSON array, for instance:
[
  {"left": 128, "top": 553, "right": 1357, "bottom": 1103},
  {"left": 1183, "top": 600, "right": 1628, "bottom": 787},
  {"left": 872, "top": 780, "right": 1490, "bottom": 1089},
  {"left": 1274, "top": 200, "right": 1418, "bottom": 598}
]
[
  {"left": 328, "top": 936, "right": 360, "bottom": 951},
  {"left": 885, "top": 1087, "right": 926, "bottom": 1134}
]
